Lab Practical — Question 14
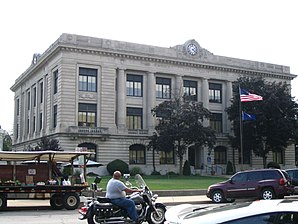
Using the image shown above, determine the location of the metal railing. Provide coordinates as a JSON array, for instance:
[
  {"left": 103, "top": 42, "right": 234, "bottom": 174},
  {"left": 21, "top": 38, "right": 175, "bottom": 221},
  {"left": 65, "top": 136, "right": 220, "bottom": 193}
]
[{"left": 68, "top": 126, "right": 109, "bottom": 135}]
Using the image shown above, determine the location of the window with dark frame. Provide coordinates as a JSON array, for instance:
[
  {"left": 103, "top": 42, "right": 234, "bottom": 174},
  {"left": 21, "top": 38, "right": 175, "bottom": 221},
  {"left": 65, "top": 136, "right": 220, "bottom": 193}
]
[
  {"left": 27, "top": 118, "right": 29, "bottom": 134},
  {"left": 209, "top": 83, "right": 222, "bottom": 103},
  {"left": 39, "top": 112, "right": 42, "bottom": 131},
  {"left": 78, "top": 103, "right": 97, "bottom": 127},
  {"left": 129, "top": 144, "right": 146, "bottom": 164},
  {"left": 33, "top": 116, "right": 36, "bottom": 133},
  {"left": 53, "top": 70, "right": 58, "bottom": 94},
  {"left": 126, "top": 107, "right": 143, "bottom": 130},
  {"left": 183, "top": 80, "right": 197, "bottom": 101},
  {"left": 40, "top": 82, "right": 43, "bottom": 103},
  {"left": 214, "top": 146, "right": 227, "bottom": 164},
  {"left": 210, "top": 113, "right": 223, "bottom": 133},
  {"left": 160, "top": 150, "right": 175, "bottom": 164},
  {"left": 273, "top": 150, "right": 284, "bottom": 164},
  {"left": 127, "top": 74, "right": 143, "bottom": 97},
  {"left": 27, "top": 91, "right": 30, "bottom": 110},
  {"left": 79, "top": 67, "right": 97, "bottom": 92},
  {"left": 16, "top": 98, "right": 19, "bottom": 116},
  {"left": 53, "top": 105, "right": 57, "bottom": 128},
  {"left": 33, "top": 87, "right": 36, "bottom": 107},
  {"left": 156, "top": 77, "right": 171, "bottom": 99}
]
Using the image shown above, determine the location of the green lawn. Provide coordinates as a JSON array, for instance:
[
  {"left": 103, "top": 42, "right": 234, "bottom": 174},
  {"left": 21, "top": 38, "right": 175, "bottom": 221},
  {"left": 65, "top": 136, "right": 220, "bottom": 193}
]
[{"left": 88, "top": 175, "right": 229, "bottom": 191}]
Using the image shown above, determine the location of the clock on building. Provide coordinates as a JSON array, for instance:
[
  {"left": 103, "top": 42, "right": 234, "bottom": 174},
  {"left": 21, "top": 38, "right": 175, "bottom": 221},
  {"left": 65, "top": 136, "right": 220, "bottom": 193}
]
[{"left": 187, "top": 43, "right": 198, "bottom": 56}]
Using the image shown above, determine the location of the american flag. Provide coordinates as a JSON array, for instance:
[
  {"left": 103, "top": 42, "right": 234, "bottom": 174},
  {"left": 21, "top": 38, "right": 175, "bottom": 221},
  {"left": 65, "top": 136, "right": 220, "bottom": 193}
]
[{"left": 240, "top": 88, "right": 263, "bottom": 102}]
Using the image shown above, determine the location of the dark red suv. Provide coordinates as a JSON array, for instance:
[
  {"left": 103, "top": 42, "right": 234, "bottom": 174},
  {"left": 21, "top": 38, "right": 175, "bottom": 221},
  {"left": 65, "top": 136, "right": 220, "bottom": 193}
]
[{"left": 206, "top": 169, "right": 294, "bottom": 203}]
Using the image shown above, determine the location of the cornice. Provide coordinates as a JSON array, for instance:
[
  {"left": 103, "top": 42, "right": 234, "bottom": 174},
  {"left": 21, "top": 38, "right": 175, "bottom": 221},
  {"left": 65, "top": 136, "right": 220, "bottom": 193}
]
[{"left": 59, "top": 45, "right": 295, "bottom": 81}]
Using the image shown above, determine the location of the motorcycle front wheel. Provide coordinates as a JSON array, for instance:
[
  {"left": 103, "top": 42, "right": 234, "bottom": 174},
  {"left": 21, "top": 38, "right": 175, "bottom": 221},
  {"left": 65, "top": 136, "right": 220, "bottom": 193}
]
[{"left": 146, "top": 204, "right": 166, "bottom": 224}]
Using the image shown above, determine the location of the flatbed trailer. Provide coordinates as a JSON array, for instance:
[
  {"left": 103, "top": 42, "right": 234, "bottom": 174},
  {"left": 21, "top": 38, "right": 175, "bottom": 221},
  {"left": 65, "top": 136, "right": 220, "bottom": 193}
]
[{"left": 0, "top": 150, "right": 94, "bottom": 210}]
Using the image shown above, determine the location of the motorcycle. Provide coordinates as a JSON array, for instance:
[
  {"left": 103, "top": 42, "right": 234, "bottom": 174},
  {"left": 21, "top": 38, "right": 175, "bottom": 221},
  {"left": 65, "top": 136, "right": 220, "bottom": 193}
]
[{"left": 78, "top": 174, "right": 166, "bottom": 224}]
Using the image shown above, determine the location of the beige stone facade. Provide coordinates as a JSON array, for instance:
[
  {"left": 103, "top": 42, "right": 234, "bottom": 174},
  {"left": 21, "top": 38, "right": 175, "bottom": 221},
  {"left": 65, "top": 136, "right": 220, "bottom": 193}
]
[{"left": 10, "top": 34, "right": 296, "bottom": 175}]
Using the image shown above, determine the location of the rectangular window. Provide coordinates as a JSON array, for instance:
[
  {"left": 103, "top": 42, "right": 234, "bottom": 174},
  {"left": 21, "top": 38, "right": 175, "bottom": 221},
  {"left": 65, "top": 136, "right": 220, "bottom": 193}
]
[
  {"left": 16, "top": 124, "right": 19, "bottom": 140},
  {"left": 210, "top": 113, "right": 222, "bottom": 133},
  {"left": 126, "top": 74, "right": 143, "bottom": 97},
  {"left": 39, "top": 113, "right": 43, "bottom": 131},
  {"left": 16, "top": 98, "right": 20, "bottom": 116},
  {"left": 79, "top": 67, "right": 97, "bottom": 92},
  {"left": 53, "top": 70, "right": 58, "bottom": 94},
  {"left": 78, "top": 103, "right": 97, "bottom": 127},
  {"left": 129, "top": 145, "right": 146, "bottom": 164},
  {"left": 33, "top": 87, "right": 37, "bottom": 107},
  {"left": 160, "top": 150, "right": 175, "bottom": 164},
  {"left": 27, "top": 118, "right": 30, "bottom": 134},
  {"left": 53, "top": 105, "right": 57, "bottom": 128},
  {"left": 156, "top": 77, "right": 171, "bottom": 99},
  {"left": 33, "top": 116, "right": 36, "bottom": 133},
  {"left": 183, "top": 80, "right": 197, "bottom": 101},
  {"left": 126, "top": 107, "right": 143, "bottom": 130},
  {"left": 209, "top": 83, "right": 222, "bottom": 103},
  {"left": 273, "top": 151, "right": 284, "bottom": 164},
  {"left": 214, "top": 147, "right": 227, "bottom": 164},
  {"left": 27, "top": 91, "right": 30, "bottom": 110},
  {"left": 40, "top": 82, "right": 43, "bottom": 103}
]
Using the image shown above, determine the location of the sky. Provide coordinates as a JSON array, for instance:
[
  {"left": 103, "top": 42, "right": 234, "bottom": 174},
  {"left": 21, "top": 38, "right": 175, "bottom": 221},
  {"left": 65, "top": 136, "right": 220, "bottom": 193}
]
[{"left": 0, "top": 0, "right": 297, "bottom": 133}]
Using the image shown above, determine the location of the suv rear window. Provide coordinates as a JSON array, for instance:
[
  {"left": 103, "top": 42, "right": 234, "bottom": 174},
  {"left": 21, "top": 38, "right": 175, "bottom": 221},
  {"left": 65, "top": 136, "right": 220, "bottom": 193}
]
[
  {"left": 263, "top": 170, "right": 281, "bottom": 179},
  {"left": 248, "top": 172, "right": 263, "bottom": 181}
]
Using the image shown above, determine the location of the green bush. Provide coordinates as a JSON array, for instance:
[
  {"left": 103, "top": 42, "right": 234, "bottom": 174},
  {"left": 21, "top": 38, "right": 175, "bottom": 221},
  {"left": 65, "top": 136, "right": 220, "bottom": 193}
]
[
  {"left": 130, "top": 166, "right": 143, "bottom": 176},
  {"left": 226, "top": 161, "right": 234, "bottom": 175},
  {"left": 107, "top": 159, "right": 129, "bottom": 175},
  {"left": 267, "top": 161, "right": 281, "bottom": 169},
  {"left": 183, "top": 160, "right": 191, "bottom": 176},
  {"left": 62, "top": 166, "right": 71, "bottom": 176}
]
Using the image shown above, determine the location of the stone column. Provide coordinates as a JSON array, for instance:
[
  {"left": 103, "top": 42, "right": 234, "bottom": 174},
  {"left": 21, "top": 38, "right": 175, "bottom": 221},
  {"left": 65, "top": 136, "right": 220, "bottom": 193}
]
[
  {"left": 117, "top": 69, "right": 126, "bottom": 130},
  {"left": 225, "top": 81, "right": 233, "bottom": 133},
  {"left": 175, "top": 74, "right": 183, "bottom": 98},
  {"left": 147, "top": 72, "right": 155, "bottom": 132},
  {"left": 202, "top": 78, "right": 209, "bottom": 126},
  {"left": 202, "top": 78, "right": 209, "bottom": 109}
]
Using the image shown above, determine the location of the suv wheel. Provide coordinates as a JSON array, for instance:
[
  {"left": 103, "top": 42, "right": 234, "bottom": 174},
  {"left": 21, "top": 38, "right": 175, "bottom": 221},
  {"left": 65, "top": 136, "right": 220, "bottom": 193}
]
[
  {"left": 212, "top": 190, "right": 225, "bottom": 203},
  {"left": 261, "top": 188, "right": 275, "bottom": 200}
]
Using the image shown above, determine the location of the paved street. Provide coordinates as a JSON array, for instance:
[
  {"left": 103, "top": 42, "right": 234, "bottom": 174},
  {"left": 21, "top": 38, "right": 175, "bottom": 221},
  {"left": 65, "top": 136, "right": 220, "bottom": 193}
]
[
  {"left": 0, "top": 196, "right": 211, "bottom": 224},
  {"left": 1, "top": 195, "right": 298, "bottom": 223}
]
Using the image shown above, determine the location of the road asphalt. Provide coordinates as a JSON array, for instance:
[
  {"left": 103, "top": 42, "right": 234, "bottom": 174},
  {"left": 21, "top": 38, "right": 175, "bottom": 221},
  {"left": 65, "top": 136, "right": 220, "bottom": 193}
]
[{"left": 6, "top": 190, "right": 210, "bottom": 209}]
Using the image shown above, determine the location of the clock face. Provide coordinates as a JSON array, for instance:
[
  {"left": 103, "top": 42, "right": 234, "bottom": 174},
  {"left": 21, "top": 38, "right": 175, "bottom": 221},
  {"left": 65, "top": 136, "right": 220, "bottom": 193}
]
[{"left": 187, "top": 43, "right": 198, "bottom": 55}]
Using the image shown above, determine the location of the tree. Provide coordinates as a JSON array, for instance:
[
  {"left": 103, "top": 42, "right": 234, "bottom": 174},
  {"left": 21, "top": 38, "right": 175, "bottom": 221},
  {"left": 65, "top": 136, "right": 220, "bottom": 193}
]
[
  {"left": 36, "top": 136, "right": 61, "bottom": 151},
  {"left": 226, "top": 76, "right": 298, "bottom": 168},
  {"left": 3, "top": 134, "right": 12, "bottom": 151},
  {"left": 147, "top": 132, "right": 158, "bottom": 173},
  {"left": 151, "top": 96, "right": 216, "bottom": 175}
]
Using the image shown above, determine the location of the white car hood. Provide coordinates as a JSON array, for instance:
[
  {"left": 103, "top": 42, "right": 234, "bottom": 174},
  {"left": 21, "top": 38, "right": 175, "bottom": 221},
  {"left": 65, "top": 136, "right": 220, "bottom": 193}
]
[{"left": 165, "top": 204, "right": 209, "bottom": 224}]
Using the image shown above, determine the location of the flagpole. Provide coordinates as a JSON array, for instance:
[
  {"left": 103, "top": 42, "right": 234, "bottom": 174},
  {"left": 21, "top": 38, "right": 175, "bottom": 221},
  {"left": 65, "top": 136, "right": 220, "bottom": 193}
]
[{"left": 239, "top": 86, "right": 244, "bottom": 170}]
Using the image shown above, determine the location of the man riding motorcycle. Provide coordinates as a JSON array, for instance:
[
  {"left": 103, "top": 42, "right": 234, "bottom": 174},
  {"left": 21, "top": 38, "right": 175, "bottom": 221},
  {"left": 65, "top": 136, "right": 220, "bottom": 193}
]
[{"left": 106, "top": 171, "right": 142, "bottom": 223}]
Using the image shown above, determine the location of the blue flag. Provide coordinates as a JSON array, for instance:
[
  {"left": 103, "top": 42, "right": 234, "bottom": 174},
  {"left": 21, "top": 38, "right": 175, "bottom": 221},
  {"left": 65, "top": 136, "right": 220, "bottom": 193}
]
[{"left": 242, "top": 111, "right": 256, "bottom": 121}]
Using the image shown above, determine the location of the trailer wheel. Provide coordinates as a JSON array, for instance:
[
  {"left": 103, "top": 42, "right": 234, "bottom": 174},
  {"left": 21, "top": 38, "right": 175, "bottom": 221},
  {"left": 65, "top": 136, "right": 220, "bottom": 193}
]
[
  {"left": 0, "top": 194, "right": 7, "bottom": 210},
  {"left": 50, "top": 194, "right": 64, "bottom": 210},
  {"left": 63, "top": 193, "right": 80, "bottom": 210}
]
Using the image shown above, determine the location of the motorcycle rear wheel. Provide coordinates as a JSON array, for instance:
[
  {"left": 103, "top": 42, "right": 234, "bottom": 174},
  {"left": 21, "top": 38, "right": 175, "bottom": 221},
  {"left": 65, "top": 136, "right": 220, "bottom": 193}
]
[
  {"left": 87, "top": 214, "right": 101, "bottom": 224},
  {"left": 146, "top": 204, "right": 166, "bottom": 224}
]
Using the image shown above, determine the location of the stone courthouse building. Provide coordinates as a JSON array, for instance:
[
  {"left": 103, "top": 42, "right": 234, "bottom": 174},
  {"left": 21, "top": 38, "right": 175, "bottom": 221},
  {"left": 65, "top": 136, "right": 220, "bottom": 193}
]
[{"left": 10, "top": 33, "right": 297, "bottom": 174}]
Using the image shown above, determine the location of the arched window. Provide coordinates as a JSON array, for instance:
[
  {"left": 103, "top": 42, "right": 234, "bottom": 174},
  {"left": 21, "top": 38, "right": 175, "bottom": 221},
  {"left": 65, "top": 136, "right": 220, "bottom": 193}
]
[
  {"left": 78, "top": 143, "right": 97, "bottom": 161},
  {"left": 129, "top": 144, "right": 146, "bottom": 164},
  {"left": 214, "top": 146, "right": 227, "bottom": 164}
]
